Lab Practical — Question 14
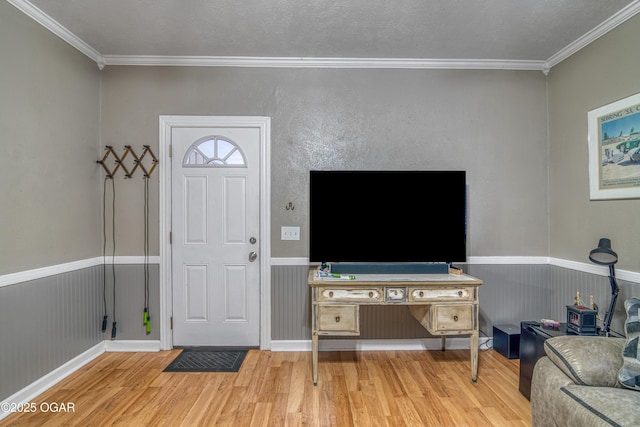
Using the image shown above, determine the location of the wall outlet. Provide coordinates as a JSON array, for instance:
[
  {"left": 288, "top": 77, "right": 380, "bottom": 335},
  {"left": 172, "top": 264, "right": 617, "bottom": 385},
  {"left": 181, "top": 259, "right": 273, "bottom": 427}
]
[{"left": 281, "top": 226, "right": 300, "bottom": 241}]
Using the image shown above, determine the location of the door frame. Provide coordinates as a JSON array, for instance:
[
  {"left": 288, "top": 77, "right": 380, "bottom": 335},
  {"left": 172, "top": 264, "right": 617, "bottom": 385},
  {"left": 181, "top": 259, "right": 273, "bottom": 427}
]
[{"left": 158, "top": 115, "right": 271, "bottom": 350}]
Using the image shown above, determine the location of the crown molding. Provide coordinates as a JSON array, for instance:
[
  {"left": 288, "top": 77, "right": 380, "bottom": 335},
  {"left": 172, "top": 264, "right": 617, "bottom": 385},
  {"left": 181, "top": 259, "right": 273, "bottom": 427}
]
[
  {"left": 545, "top": 0, "right": 640, "bottom": 69},
  {"left": 10, "top": 0, "right": 640, "bottom": 72},
  {"left": 102, "top": 55, "right": 547, "bottom": 71},
  {"left": 6, "top": 0, "right": 104, "bottom": 68}
]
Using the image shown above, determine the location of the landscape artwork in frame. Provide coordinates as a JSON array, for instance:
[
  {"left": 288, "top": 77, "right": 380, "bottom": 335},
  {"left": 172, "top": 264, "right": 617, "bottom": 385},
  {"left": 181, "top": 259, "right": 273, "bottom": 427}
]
[{"left": 588, "top": 92, "right": 640, "bottom": 200}]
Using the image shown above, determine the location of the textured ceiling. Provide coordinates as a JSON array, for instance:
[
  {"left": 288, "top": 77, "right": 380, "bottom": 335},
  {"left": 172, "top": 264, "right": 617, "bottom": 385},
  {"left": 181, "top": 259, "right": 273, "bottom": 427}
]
[{"left": 18, "top": 0, "right": 639, "bottom": 61}]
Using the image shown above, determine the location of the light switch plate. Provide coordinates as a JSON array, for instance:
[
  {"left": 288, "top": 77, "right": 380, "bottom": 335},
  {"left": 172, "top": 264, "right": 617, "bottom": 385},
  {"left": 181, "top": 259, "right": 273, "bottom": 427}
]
[{"left": 281, "top": 226, "right": 300, "bottom": 240}]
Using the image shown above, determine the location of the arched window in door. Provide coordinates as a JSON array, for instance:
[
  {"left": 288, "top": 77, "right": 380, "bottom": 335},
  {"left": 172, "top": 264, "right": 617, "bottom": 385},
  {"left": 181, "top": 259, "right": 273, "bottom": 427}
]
[{"left": 183, "top": 136, "right": 247, "bottom": 167}]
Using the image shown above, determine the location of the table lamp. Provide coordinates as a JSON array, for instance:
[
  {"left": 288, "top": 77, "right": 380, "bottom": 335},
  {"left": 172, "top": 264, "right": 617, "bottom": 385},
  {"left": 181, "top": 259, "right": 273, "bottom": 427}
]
[{"left": 588, "top": 238, "right": 619, "bottom": 336}]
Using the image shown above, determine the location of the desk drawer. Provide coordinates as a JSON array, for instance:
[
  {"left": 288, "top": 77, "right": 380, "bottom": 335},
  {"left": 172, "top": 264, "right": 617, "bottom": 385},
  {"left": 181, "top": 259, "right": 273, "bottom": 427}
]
[
  {"left": 408, "top": 287, "right": 474, "bottom": 302},
  {"left": 316, "top": 305, "right": 359, "bottom": 334},
  {"left": 318, "top": 288, "right": 383, "bottom": 303},
  {"left": 430, "top": 305, "right": 473, "bottom": 332}
]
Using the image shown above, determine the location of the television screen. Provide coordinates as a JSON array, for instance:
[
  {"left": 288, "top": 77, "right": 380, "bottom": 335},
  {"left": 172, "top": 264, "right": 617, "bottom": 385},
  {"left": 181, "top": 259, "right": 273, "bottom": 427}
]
[{"left": 309, "top": 170, "right": 466, "bottom": 263}]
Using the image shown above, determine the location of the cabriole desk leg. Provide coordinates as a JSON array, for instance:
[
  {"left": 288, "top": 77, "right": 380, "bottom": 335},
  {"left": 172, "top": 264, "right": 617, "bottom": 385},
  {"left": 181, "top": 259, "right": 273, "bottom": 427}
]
[{"left": 312, "top": 331, "right": 318, "bottom": 386}]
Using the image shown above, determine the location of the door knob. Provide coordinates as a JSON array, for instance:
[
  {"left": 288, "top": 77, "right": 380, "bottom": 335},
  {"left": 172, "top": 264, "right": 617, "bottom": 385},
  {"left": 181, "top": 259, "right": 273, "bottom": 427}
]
[
  {"left": 250, "top": 237, "right": 257, "bottom": 244},
  {"left": 249, "top": 252, "right": 258, "bottom": 262}
]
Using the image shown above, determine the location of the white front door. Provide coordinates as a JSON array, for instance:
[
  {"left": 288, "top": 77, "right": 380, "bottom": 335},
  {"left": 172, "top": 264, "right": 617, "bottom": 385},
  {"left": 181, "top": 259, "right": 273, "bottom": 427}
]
[{"left": 171, "top": 125, "right": 261, "bottom": 347}]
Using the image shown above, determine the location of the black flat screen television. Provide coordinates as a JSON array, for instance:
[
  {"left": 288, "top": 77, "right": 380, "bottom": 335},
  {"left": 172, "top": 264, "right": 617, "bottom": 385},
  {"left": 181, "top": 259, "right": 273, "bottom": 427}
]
[{"left": 309, "top": 170, "right": 466, "bottom": 263}]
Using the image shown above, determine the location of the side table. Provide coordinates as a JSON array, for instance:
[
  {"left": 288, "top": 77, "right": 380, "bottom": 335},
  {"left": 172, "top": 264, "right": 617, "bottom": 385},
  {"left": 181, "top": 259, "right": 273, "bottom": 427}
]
[{"left": 518, "top": 321, "right": 569, "bottom": 400}]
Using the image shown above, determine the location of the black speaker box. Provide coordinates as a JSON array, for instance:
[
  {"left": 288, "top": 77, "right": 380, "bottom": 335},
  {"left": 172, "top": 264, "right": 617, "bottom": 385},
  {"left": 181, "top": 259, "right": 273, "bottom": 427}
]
[{"left": 493, "top": 324, "right": 520, "bottom": 359}]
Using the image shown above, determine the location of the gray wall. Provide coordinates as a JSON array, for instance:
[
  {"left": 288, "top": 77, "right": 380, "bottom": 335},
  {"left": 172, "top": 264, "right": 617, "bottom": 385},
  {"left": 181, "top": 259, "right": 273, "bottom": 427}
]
[
  {"left": 547, "top": 14, "right": 640, "bottom": 273},
  {"left": 0, "top": 1, "right": 102, "bottom": 275},
  {"left": 3, "top": 0, "right": 640, "bottom": 406},
  {"left": 101, "top": 66, "right": 549, "bottom": 259},
  {"left": 100, "top": 264, "right": 161, "bottom": 341},
  {"left": 0, "top": 4, "right": 156, "bottom": 403}
]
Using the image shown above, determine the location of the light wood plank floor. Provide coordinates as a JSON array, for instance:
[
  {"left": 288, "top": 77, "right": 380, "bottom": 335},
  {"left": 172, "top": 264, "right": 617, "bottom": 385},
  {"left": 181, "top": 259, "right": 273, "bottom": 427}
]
[{"left": 2, "top": 348, "right": 531, "bottom": 426}]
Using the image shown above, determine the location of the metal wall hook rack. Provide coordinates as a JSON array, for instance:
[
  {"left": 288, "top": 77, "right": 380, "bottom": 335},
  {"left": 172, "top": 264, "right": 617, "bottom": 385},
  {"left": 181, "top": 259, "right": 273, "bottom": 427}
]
[{"left": 97, "top": 145, "right": 158, "bottom": 178}]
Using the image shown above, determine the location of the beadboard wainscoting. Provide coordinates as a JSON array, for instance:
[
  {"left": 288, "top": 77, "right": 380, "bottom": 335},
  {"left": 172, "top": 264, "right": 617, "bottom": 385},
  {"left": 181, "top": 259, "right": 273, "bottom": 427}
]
[
  {"left": 270, "top": 260, "right": 640, "bottom": 348},
  {"left": 0, "top": 266, "right": 103, "bottom": 403},
  {"left": 0, "top": 261, "right": 160, "bottom": 407},
  {"left": 3, "top": 257, "right": 640, "bottom": 415}
]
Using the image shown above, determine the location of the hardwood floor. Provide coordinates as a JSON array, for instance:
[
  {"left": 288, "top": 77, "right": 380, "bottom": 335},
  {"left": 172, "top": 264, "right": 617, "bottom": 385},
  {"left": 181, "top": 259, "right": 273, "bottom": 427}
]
[{"left": 2, "top": 348, "right": 531, "bottom": 426}]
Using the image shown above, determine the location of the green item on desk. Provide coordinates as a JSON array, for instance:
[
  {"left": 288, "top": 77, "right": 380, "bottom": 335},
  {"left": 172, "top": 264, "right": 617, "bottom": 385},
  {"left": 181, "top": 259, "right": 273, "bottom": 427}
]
[{"left": 331, "top": 273, "right": 357, "bottom": 280}]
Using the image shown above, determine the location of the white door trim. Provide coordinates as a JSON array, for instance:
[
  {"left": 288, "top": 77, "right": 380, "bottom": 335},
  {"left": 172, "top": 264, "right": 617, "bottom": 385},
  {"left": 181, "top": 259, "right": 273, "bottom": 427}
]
[{"left": 159, "top": 115, "right": 271, "bottom": 350}]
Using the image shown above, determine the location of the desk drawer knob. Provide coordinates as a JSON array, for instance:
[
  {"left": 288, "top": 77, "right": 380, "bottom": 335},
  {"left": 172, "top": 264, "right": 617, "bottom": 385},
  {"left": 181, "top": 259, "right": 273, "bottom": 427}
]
[
  {"left": 458, "top": 291, "right": 463, "bottom": 297},
  {"left": 419, "top": 291, "right": 424, "bottom": 297},
  {"left": 453, "top": 315, "right": 459, "bottom": 322},
  {"left": 329, "top": 291, "right": 334, "bottom": 297},
  {"left": 368, "top": 291, "right": 374, "bottom": 298},
  {"left": 335, "top": 316, "right": 341, "bottom": 323}
]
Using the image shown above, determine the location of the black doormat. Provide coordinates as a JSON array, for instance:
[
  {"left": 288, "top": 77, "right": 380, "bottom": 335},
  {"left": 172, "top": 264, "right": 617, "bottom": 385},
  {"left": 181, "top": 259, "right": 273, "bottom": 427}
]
[{"left": 164, "top": 348, "right": 248, "bottom": 372}]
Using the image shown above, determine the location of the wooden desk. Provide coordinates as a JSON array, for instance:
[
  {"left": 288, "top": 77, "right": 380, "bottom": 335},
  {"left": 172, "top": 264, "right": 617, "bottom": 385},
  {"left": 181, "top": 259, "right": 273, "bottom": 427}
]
[{"left": 308, "top": 268, "right": 483, "bottom": 385}]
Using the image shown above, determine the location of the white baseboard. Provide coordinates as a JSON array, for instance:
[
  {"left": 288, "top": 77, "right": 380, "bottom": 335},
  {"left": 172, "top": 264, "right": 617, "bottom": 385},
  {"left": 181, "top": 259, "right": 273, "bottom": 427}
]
[
  {"left": 270, "top": 340, "right": 311, "bottom": 351},
  {"left": 105, "top": 340, "right": 161, "bottom": 352},
  {"left": 270, "top": 337, "right": 490, "bottom": 352},
  {"left": 0, "top": 339, "right": 160, "bottom": 421},
  {"left": 0, "top": 341, "right": 105, "bottom": 421}
]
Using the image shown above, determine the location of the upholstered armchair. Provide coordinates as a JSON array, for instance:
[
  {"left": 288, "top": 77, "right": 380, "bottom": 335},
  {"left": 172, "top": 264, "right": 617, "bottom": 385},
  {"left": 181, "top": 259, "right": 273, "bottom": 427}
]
[{"left": 531, "top": 298, "right": 640, "bottom": 427}]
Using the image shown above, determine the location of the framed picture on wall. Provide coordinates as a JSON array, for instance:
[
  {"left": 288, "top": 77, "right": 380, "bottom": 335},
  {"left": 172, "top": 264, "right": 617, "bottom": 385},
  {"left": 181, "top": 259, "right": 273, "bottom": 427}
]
[{"left": 588, "top": 92, "right": 640, "bottom": 200}]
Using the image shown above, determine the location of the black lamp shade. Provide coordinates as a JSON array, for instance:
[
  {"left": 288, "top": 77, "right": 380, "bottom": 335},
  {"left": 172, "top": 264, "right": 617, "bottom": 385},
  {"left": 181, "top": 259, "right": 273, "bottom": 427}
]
[{"left": 589, "top": 238, "right": 618, "bottom": 266}]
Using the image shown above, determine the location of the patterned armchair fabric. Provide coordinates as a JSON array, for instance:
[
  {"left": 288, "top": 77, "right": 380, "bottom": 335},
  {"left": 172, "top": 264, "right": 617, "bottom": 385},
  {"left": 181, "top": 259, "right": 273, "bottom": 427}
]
[{"left": 619, "top": 298, "right": 640, "bottom": 390}]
